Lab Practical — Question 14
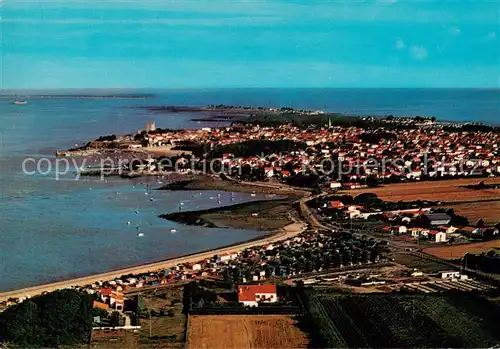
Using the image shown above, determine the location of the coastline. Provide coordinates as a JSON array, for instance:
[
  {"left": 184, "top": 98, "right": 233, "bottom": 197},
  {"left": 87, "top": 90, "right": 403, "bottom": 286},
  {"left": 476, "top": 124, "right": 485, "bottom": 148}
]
[
  {"left": 157, "top": 174, "right": 310, "bottom": 197},
  {"left": 160, "top": 197, "right": 297, "bottom": 231},
  {"left": 0, "top": 215, "right": 307, "bottom": 301},
  {"left": 0, "top": 177, "right": 311, "bottom": 301}
]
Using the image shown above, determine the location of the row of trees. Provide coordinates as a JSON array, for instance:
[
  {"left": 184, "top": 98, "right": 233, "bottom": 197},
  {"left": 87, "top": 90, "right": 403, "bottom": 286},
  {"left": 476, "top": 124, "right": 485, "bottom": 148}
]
[
  {"left": 220, "top": 232, "right": 386, "bottom": 288},
  {"left": 0, "top": 289, "right": 104, "bottom": 347}
]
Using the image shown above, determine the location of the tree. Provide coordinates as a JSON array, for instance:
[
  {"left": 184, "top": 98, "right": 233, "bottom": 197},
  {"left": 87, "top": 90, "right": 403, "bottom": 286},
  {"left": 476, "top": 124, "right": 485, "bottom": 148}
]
[
  {"left": 366, "top": 175, "right": 379, "bottom": 187},
  {"left": 109, "top": 311, "right": 121, "bottom": 327},
  {"left": 0, "top": 289, "right": 95, "bottom": 347}
]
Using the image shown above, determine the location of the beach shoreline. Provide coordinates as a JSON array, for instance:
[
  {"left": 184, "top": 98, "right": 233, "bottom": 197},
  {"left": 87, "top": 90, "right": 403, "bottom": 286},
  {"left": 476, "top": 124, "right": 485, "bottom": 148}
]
[
  {"left": 0, "top": 177, "right": 311, "bottom": 301},
  {"left": 0, "top": 215, "right": 307, "bottom": 301}
]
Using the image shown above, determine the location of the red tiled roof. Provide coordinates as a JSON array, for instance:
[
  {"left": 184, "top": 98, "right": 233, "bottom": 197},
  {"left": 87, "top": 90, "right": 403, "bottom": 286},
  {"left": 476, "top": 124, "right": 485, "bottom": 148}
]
[
  {"left": 237, "top": 284, "right": 277, "bottom": 302},
  {"left": 330, "top": 201, "right": 344, "bottom": 208},
  {"left": 99, "top": 288, "right": 113, "bottom": 296},
  {"left": 93, "top": 300, "right": 109, "bottom": 310}
]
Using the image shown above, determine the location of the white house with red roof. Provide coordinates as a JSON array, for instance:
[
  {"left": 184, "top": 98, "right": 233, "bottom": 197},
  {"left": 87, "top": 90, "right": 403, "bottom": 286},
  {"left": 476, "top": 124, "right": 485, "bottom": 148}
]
[{"left": 237, "top": 284, "right": 278, "bottom": 307}]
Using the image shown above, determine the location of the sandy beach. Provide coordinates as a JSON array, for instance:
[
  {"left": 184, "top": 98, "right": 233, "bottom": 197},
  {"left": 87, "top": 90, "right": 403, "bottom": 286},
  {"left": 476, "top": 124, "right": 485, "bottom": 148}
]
[
  {"left": 0, "top": 175, "right": 312, "bottom": 301},
  {"left": 0, "top": 218, "right": 306, "bottom": 302}
]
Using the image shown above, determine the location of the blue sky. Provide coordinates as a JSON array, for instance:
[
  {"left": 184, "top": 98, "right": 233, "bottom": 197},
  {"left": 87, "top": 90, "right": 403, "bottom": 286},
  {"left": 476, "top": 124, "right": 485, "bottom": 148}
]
[{"left": 1, "top": 0, "right": 499, "bottom": 88}]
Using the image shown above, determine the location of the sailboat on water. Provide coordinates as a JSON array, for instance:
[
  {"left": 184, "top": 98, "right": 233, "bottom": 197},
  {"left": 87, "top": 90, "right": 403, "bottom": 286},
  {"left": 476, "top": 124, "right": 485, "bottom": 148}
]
[{"left": 12, "top": 96, "right": 28, "bottom": 105}]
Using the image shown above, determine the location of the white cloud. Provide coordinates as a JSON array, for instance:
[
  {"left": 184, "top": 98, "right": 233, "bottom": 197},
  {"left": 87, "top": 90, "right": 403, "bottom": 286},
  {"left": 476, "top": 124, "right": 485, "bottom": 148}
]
[
  {"left": 410, "top": 45, "right": 428, "bottom": 60},
  {"left": 395, "top": 38, "right": 406, "bottom": 50},
  {"left": 448, "top": 26, "right": 461, "bottom": 36}
]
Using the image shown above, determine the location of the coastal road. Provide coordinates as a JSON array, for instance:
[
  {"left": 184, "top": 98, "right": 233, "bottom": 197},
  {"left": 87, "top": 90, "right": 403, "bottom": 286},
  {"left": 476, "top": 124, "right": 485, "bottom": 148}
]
[{"left": 221, "top": 174, "right": 312, "bottom": 194}]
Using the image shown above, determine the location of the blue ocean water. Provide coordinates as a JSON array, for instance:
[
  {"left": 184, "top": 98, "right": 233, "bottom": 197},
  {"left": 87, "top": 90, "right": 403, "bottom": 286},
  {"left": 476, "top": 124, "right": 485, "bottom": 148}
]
[{"left": 0, "top": 88, "right": 498, "bottom": 292}]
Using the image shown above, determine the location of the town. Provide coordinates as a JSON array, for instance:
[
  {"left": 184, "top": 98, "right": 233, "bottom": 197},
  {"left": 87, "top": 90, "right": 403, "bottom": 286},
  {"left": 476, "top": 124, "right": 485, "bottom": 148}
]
[
  {"left": 4, "top": 114, "right": 500, "bottom": 348},
  {"left": 66, "top": 113, "right": 500, "bottom": 192}
]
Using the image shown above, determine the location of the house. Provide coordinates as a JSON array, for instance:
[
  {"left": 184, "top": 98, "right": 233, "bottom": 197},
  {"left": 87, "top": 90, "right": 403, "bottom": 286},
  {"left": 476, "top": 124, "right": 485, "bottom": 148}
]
[
  {"left": 330, "top": 201, "right": 345, "bottom": 209},
  {"left": 461, "top": 226, "right": 483, "bottom": 236},
  {"left": 98, "top": 288, "right": 124, "bottom": 311},
  {"left": 425, "top": 213, "right": 451, "bottom": 226},
  {"left": 439, "top": 271, "right": 460, "bottom": 279},
  {"left": 345, "top": 209, "right": 361, "bottom": 219},
  {"left": 192, "top": 263, "right": 202, "bottom": 271},
  {"left": 237, "top": 284, "right": 278, "bottom": 307},
  {"left": 438, "top": 225, "right": 459, "bottom": 234},
  {"left": 381, "top": 226, "right": 405, "bottom": 234},
  {"left": 99, "top": 288, "right": 113, "bottom": 302},
  {"left": 264, "top": 167, "right": 274, "bottom": 177},
  {"left": 218, "top": 254, "right": 232, "bottom": 262},
  {"left": 410, "top": 227, "right": 430, "bottom": 238},
  {"left": 110, "top": 291, "right": 124, "bottom": 311},
  {"left": 93, "top": 300, "right": 109, "bottom": 311},
  {"left": 429, "top": 231, "right": 447, "bottom": 243},
  {"left": 328, "top": 182, "right": 342, "bottom": 190},
  {"left": 395, "top": 225, "right": 408, "bottom": 234}
]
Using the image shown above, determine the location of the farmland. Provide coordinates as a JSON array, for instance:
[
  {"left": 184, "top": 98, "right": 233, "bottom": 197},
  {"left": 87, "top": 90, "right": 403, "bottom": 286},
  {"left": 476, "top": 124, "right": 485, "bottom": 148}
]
[
  {"left": 186, "top": 315, "right": 309, "bottom": 349},
  {"left": 303, "top": 292, "right": 500, "bottom": 348},
  {"left": 348, "top": 178, "right": 500, "bottom": 203},
  {"left": 423, "top": 240, "right": 500, "bottom": 260},
  {"left": 446, "top": 201, "right": 500, "bottom": 226},
  {"left": 393, "top": 253, "right": 449, "bottom": 273}
]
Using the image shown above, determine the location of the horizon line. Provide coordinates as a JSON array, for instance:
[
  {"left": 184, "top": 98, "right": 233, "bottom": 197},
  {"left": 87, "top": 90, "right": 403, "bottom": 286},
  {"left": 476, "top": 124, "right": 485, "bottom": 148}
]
[{"left": 1, "top": 87, "right": 499, "bottom": 93}]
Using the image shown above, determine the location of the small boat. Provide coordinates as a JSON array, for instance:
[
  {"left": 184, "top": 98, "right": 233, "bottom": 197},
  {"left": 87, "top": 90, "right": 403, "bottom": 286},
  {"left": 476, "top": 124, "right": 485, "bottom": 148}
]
[
  {"left": 170, "top": 229, "right": 177, "bottom": 233},
  {"left": 149, "top": 197, "right": 155, "bottom": 202},
  {"left": 251, "top": 193, "right": 256, "bottom": 197},
  {"left": 13, "top": 100, "right": 28, "bottom": 105},
  {"left": 137, "top": 232, "right": 144, "bottom": 237},
  {"left": 126, "top": 221, "right": 131, "bottom": 225}
]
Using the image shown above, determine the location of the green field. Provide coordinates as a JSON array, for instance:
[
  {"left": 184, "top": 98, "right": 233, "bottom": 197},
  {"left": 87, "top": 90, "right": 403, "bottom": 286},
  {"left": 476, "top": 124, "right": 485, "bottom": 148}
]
[{"left": 303, "top": 292, "right": 500, "bottom": 348}]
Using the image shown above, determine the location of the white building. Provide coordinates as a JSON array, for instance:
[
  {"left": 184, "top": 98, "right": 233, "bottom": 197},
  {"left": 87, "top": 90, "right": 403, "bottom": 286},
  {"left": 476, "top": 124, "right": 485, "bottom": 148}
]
[
  {"left": 237, "top": 284, "right": 278, "bottom": 307},
  {"left": 439, "top": 271, "right": 460, "bottom": 279}
]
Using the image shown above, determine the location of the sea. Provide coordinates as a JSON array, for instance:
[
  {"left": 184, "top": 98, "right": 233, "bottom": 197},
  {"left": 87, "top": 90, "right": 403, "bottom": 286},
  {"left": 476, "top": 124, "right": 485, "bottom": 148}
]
[{"left": 0, "top": 88, "right": 498, "bottom": 292}]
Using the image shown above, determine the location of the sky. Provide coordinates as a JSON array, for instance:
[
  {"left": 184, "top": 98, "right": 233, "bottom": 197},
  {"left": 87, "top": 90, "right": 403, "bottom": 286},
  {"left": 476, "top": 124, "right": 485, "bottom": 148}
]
[{"left": 1, "top": 0, "right": 499, "bottom": 89}]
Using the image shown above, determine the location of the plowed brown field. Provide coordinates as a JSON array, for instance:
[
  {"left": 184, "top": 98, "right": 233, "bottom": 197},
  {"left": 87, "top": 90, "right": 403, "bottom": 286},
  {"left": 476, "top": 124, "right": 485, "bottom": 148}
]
[
  {"left": 446, "top": 201, "right": 500, "bottom": 226},
  {"left": 186, "top": 315, "right": 309, "bottom": 349},
  {"left": 423, "top": 240, "right": 500, "bottom": 259},
  {"left": 348, "top": 178, "right": 500, "bottom": 202}
]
